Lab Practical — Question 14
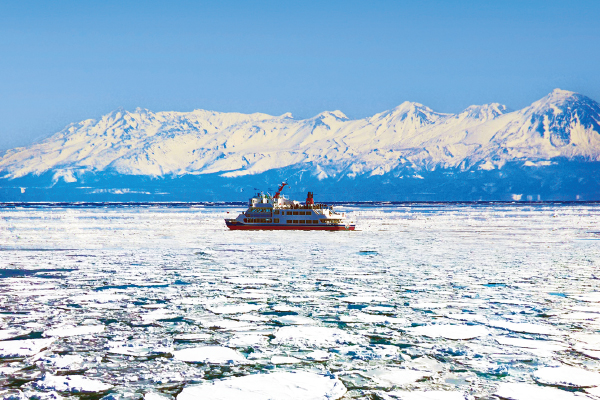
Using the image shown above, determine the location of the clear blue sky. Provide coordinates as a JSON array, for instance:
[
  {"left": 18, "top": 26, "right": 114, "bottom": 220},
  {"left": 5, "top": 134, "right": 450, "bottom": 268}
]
[{"left": 1, "top": 0, "right": 599, "bottom": 150}]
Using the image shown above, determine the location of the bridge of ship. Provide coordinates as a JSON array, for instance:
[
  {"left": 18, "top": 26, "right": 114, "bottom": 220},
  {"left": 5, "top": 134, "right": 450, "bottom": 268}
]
[{"left": 239, "top": 204, "right": 344, "bottom": 225}]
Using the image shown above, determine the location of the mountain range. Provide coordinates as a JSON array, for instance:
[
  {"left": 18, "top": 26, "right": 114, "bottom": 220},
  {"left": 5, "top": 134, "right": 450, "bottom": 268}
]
[{"left": 1, "top": 88, "right": 600, "bottom": 201}]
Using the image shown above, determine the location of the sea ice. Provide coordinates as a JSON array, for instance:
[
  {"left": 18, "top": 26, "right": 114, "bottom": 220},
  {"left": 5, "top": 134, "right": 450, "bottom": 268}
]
[
  {"left": 495, "top": 382, "right": 589, "bottom": 399},
  {"left": 271, "top": 355, "right": 301, "bottom": 364},
  {"left": 339, "top": 313, "right": 408, "bottom": 325},
  {"left": 174, "top": 333, "right": 211, "bottom": 341},
  {"left": 341, "top": 295, "right": 388, "bottom": 303},
  {"left": 172, "top": 346, "right": 247, "bottom": 364},
  {"left": 227, "top": 333, "right": 268, "bottom": 347},
  {"left": 385, "top": 391, "right": 466, "bottom": 400},
  {"left": 272, "top": 326, "right": 362, "bottom": 348},
  {"left": 30, "top": 374, "right": 112, "bottom": 393},
  {"left": 43, "top": 325, "right": 105, "bottom": 337},
  {"left": 208, "top": 304, "right": 263, "bottom": 314},
  {"left": 303, "top": 350, "right": 332, "bottom": 361},
  {"left": 177, "top": 371, "right": 346, "bottom": 400},
  {"left": 274, "top": 315, "right": 316, "bottom": 325},
  {"left": 0, "top": 330, "right": 30, "bottom": 341},
  {"left": 494, "top": 336, "right": 567, "bottom": 351},
  {"left": 359, "top": 368, "right": 430, "bottom": 387},
  {"left": 533, "top": 366, "right": 600, "bottom": 388},
  {"left": 487, "top": 320, "right": 563, "bottom": 335},
  {"left": 3, "top": 203, "right": 600, "bottom": 398},
  {"left": 406, "top": 325, "right": 488, "bottom": 340},
  {"left": 0, "top": 338, "right": 54, "bottom": 358},
  {"left": 35, "top": 354, "right": 85, "bottom": 372}
]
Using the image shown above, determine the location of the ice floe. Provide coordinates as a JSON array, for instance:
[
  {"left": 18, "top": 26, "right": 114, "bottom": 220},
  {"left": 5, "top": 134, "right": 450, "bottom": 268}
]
[
  {"left": 274, "top": 315, "right": 316, "bottom": 325},
  {"left": 359, "top": 367, "right": 430, "bottom": 387},
  {"left": 172, "top": 346, "right": 246, "bottom": 364},
  {"left": 406, "top": 324, "right": 488, "bottom": 340},
  {"left": 494, "top": 337, "right": 567, "bottom": 351},
  {"left": 177, "top": 371, "right": 346, "bottom": 400},
  {"left": 208, "top": 304, "right": 263, "bottom": 314},
  {"left": 495, "top": 382, "right": 589, "bottom": 399},
  {"left": 30, "top": 373, "right": 112, "bottom": 393},
  {"left": 227, "top": 333, "right": 268, "bottom": 347},
  {"left": 487, "top": 320, "right": 563, "bottom": 335},
  {"left": 0, "top": 329, "right": 30, "bottom": 341},
  {"left": 271, "top": 355, "right": 302, "bottom": 364},
  {"left": 273, "top": 326, "right": 362, "bottom": 348},
  {"left": 339, "top": 313, "right": 408, "bottom": 325},
  {"left": 0, "top": 338, "right": 54, "bottom": 358},
  {"left": 533, "top": 366, "right": 600, "bottom": 388},
  {"left": 43, "top": 324, "right": 104, "bottom": 337},
  {"left": 385, "top": 390, "right": 466, "bottom": 399}
]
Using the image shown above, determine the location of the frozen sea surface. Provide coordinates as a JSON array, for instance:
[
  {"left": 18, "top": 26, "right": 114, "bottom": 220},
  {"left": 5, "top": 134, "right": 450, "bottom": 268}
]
[{"left": 0, "top": 202, "right": 599, "bottom": 399}]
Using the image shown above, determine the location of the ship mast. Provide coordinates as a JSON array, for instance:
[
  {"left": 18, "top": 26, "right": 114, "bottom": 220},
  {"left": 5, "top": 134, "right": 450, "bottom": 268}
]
[{"left": 273, "top": 182, "right": 288, "bottom": 199}]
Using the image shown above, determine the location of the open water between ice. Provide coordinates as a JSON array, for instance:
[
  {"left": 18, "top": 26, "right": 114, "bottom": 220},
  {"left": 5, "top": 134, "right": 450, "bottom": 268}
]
[{"left": 1, "top": 203, "right": 600, "bottom": 399}]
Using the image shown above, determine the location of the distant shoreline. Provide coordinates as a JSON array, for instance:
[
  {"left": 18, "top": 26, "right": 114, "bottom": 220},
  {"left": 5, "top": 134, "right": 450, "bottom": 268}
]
[{"left": 1, "top": 201, "right": 599, "bottom": 209}]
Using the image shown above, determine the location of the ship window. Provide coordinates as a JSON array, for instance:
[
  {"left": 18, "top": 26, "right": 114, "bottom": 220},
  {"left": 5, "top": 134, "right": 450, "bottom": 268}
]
[
  {"left": 293, "top": 211, "right": 298, "bottom": 215},
  {"left": 287, "top": 211, "right": 292, "bottom": 215},
  {"left": 266, "top": 218, "right": 271, "bottom": 222},
  {"left": 300, "top": 220, "right": 305, "bottom": 224},
  {"left": 274, "top": 210, "right": 279, "bottom": 215},
  {"left": 261, "top": 218, "right": 266, "bottom": 223},
  {"left": 243, "top": 218, "right": 247, "bottom": 222},
  {"left": 293, "top": 220, "right": 298, "bottom": 224},
  {"left": 274, "top": 219, "right": 279, "bottom": 223},
  {"left": 287, "top": 220, "right": 292, "bottom": 224}
]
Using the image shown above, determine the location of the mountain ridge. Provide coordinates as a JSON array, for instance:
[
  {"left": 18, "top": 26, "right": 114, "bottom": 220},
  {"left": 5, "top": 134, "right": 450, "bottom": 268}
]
[{"left": 1, "top": 88, "right": 600, "bottom": 201}]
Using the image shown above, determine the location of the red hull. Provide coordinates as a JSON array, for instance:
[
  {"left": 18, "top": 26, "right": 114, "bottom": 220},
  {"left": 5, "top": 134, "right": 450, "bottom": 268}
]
[{"left": 226, "top": 223, "right": 355, "bottom": 231}]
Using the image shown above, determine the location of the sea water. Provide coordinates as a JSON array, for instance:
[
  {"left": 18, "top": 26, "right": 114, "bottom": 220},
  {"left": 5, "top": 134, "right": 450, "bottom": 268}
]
[{"left": 0, "top": 203, "right": 599, "bottom": 399}]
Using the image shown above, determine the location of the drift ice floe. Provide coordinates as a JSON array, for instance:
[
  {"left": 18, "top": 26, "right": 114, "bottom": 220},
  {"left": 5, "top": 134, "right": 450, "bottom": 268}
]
[{"left": 225, "top": 182, "right": 355, "bottom": 230}]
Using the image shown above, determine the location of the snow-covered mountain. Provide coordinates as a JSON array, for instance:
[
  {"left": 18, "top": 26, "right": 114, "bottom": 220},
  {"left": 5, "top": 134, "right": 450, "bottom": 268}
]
[{"left": 1, "top": 88, "right": 600, "bottom": 201}]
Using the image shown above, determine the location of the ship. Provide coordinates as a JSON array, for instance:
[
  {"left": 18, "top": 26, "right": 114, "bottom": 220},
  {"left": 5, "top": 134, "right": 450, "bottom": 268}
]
[{"left": 225, "top": 183, "right": 355, "bottom": 231}]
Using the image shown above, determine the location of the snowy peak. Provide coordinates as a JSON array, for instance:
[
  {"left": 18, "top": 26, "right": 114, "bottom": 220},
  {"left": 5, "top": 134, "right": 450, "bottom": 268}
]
[
  {"left": 522, "top": 89, "right": 600, "bottom": 147},
  {"left": 459, "top": 103, "right": 508, "bottom": 121}
]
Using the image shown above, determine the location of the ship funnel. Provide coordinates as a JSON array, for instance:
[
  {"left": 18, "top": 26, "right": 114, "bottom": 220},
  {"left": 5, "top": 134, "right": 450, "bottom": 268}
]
[{"left": 306, "top": 191, "right": 314, "bottom": 206}]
